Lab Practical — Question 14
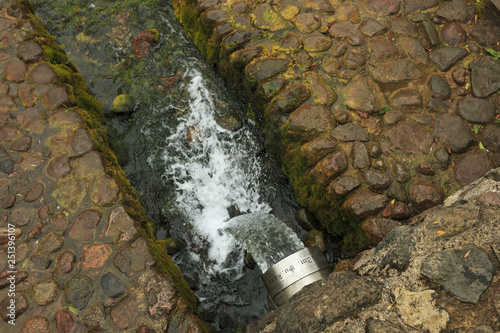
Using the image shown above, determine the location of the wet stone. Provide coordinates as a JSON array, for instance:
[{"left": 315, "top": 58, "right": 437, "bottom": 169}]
[
  {"left": 64, "top": 274, "right": 94, "bottom": 310},
  {"left": 17, "top": 41, "right": 43, "bottom": 63},
  {"left": 1, "top": 193, "right": 16, "bottom": 209},
  {"left": 417, "top": 163, "right": 435, "bottom": 176},
  {"left": 17, "top": 82, "right": 37, "bottom": 107},
  {"left": 434, "top": 113, "right": 473, "bottom": 153},
  {"left": 390, "top": 161, "right": 411, "bottom": 183},
  {"left": 442, "top": 23, "right": 467, "bottom": 46},
  {"left": 24, "top": 182, "right": 44, "bottom": 202},
  {"left": 369, "top": 39, "right": 398, "bottom": 58},
  {"left": 332, "top": 123, "right": 369, "bottom": 142},
  {"left": 38, "top": 204, "right": 50, "bottom": 218},
  {"left": 470, "top": 56, "right": 500, "bottom": 98},
  {"left": 18, "top": 106, "right": 46, "bottom": 134},
  {"left": 38, "top": 232, "right": 64, "bottom": 256},
  {"left": 105, "top": 205, "right": 138, "bottom": 243},
  {"left": 0, "top": 271, "right": 28, "bottom": 289},
  {"left": 0, "top": 95, "right": 18, "bottom": 111},
  {"left": 68, "top": 209, "right": 102, "bottom": 242},
  {"left": 101, "top": 272, "right": 127, "bottom": 298},
  {"left": 421, "top": 245, "right": 494, "bottom": 303},
  {"left": 11, "top": 207, "right": 31, "bottom": 226},
  {"left": 55, "top": 310, "right": 75, "bottom": 333},
  {"left": 343, "top": 189, "right": 389, "bottom": 218},
  {"left": 389, "top": 88, "right": 422, "bottom": 109},
  {"left": 470, "top": 20, "right": 500, "bottom": 46},
  {"left": 427, "top": 98, "right": 447, "bottom": 112},
  {"left": 231, "top": 1, "right": 247, "bottom": 14},
  {"left": 427, "top": 74, "right": 451, "bottom": 100},
  {"left": 353, "top": 141, "right": 370, "bottom": 169},
  {"left": 146, "top": 274, "right": 178, "bottom": 319},
  {"left": 92, "top": 176, "right": 119, "bottom": 206},
  {"left": 246, "top": 57, "right": 290, "bottom": 83},
  {"left": 260, "top": 78, "right": 288, "bottom": 99},
  {"left": 267, "top": 84, "right": 310, "bottom": 122},
  {"left": 329, "top": 21, "right": 363, "bottom": 46},
  {"left": 33, "top": 278, "right": 60, "bottom": 306},
  {"left": 303, "top": 34, "right": 332, "bottom": 52},
  {"left": 0, "top": 81, "right": 8, "bottom": 94},
  {"left": 114, "top": 237, "right": 155, "bottom": 278},
  {"left": 390, "top": 18, "right": 418, "bottom": 37},
  {"left": 366, "top": 0, "right": 400, "bottom": 15},
  {"left": 369, "top": 59, "right": 421, "bottom": 82},
  {"left": 457, "top": 97, "right": 496, "bottom": 124},
  {"left": 311, "top": 151, "right": 348, "bottom": 185},
  {"left": 305, "top": 0, "right": 335, "bottom": 13},
  {"left": 329, "top": 176, "right": 361, "bottom": 195},
  {"left": 252, "top": 4, "right": 291, "bottom": 31},
  {"left": 82, "top": 243, "right": 112, "bottom": 270},
  {"left": 19, "top": 316, "right": 51, "bottom": 333},
  {"left": 362, "top": 217, "right": 401, "bottom": 243},
  {"left": 293, "top": 13, "right": 321, "bottom": 33},
  {"left": 0, "top": 124, "right": 20, "bottom": 142},
  {"left": 202, "top": 8, "right": 228, "bottom": 25},
  {"left": 47, "top": 155, "right": 71, "bottom": 179},
  {"left": 111, "top": 297, "right": 139, "bottom": 329},
  {"left": 51, "top": 212, "right": 68, "bottom": 230},
  {"left": 56, "top": 250, "right": 76, "bottom": 274},
  {"left": 285, "top": 103, "right": 336, "bottom": 138},
  {"left": 391, "top": 202, "right": 412, "bottom": 220},
  {"left": 0, "top": 227, "right": 21, "bottom": 245},
  {"left": 29, "top": 63, "right": 56, "bottom": 85},
  {"left": 420, "top": 21, "right": 440, "bottom": 46},
  {"left": 435, "top": 0, "right": 476, "bottom": 23},
  {"left": 222, "top": 30, "right": 263, "bottom": 51},
  {"left": 386, "top": 123, "right": 433, "bottom": 153},
  {"left": 82, "top": 302, "right": 106, "bottom": 330},
  {"left": 429, "top": 46, "right": 468, "bottom": 72},
  {"left": 387, "top": 182, "right": 407, "bottom": 202},
  {"left": 366, "top": 319, "right": 406, "bottom": 333},
  {"left": 0, "top": 146, "right": 14, "bottom": 174},
  {"left": 42, "top": 86, "right": 70, "bottom": 110},
  {"left": 196, "top": 0, "right": 219, "bottom": 13},
  {"left": 71, "top": 127, "right": 94, "bottom": 156},
  {"left": 344, "top": 77, "right": 387, "bottom": 113},
  {"left": 405, "top": 0, "right": 437, "bottom": 12},
  {"left": 363, "top": 168, "right": 392, "bottom": 189},
  {"left": 28, "top": 222, "right": 45, "bottom": 239},
  {"left": 360, "top": 19, "right": 387, "bottom": 37},
  {"left": 455, "top": 152, "right": 493, "bottom": 186},
  {"left": 338, "top": 4, "right": 360, "bottom": 23},
  {"left": 133, "top": 29, "right": 157, "bottom": 58},
  {"left": 332, "top": 43, "right": 348, "bottom": 57},
  {"left": 3, "top": 58, "right": 27, "bottom": 83},
  {"left": 452, "top": 67, "right": 466, "bottom": 85},
  {"left": 0, "top": 291, "right": 28, "bottom": 322},
  {"left": 409, "top": 182, "right": 444, "bottom": 211},
  {"left": 300, "top": 137, "right": 338, "bottom": 166},
  {"left": 401, "top": 36, "right": 428, "bottom": 64},
  {"left": 483, "top": 125, "right": 500, "bottom": 152}
]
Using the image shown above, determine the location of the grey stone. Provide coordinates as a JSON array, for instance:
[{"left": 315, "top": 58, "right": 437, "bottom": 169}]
[
  {"left": 353, "top": 142, "right": 370, "bottom": 169},
  {"left": 470, "top": 19, "right": 500, "bottom": 46},
  {"left": 363, "top": 168, "right": 392, "bottom": 189},
  {"left": 359, "top": 19, "right": 386, "bottom": 37},
  {"left": 275, "top": 273, "right": 381, "bottom": 331},
  {"left": 434, "top": 113, "right": 473, "bottom": 153},
  {"left": 430, "top": 47, "right": 468, "bottom": 72},
  {"left": 409, "top": 182, "right": 444, "bottom": 211},
  {"left": 343, "top": 189, "right": 389, "bottom": 218},
  {"left": 64, "top": 274, "right": 95, "bottom": 309},
  {"left": 329, "top": 176, "right": 361, "bottom": 195},
  {"left": 470, "top": 56, "right": 500, "bottom": 98},
  {"left": 386, "top": 123, "right": 433, "bottom": 153},
  {"left": 455, "top": 152, "right": 493, "bottom": 186},
  {"left": 101, "top": 272, "right": 127, "bottom": 298},
  {"left": 457, "top": 97, "right": 496, "bottom": 124},
  {"left": 369, "top": 59, "right": 422, "bottom": 82},
  {"left": 405, "top": 0, "right": 437, "bottom": 12},
  {"left": 376, "top": 225, "right": 415, "bottom": 271},
  {"left": 427, "top": 98, "right": 448, "bottom": 112},
  {"left": 442, "top": 23, "right": 467, "bottom": 46},
  {"left": 427, "top": 74, "right": 451, "bottom": 100},
  {"left": 332, "top": 123, "right": 369, "bottom": 141},
  {"left": 435, "top": 0, "right": 475, "bottom": 23},
  {"left": 0, "top": 146, "right": 14, "bottom": 174},
  {"left": 420, "top": 21, "right": 440, "bottom": 46},
  {"left": 366, "top": 318, "right": 405, "bottom": 333},
  {"left": 420, "top": 245, "right": 494, "bottom": 303},
  {"left": 483, "top": 125, "right": 500, "bottom": 152}
]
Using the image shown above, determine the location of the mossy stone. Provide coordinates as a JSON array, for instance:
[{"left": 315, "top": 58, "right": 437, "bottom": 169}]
[{"left": 112, "top": 94, "right": 135, "bottom": 114}]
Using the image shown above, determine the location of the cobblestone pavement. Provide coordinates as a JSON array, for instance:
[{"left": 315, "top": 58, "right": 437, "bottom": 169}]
[{"left": 0, "top": 2, "right": 210, "bottom": 332}]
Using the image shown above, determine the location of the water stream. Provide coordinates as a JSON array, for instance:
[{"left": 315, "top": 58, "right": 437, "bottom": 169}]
[{"left": 31, "top": 0, "right": 309, "bottom": 330}]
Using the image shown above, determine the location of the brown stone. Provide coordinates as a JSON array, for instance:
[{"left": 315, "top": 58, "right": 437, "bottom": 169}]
[
  {"left": 33, "top": 278, "right": 60, "bottom": 306},
  {"left": 47, "top": 155, "right": 71, "bottom": 179},
  {"left": 17, "top": 82, "right": 37, "bottom": 107},
  {"left": 3, "top": 58, "right": 27, "bottom": 83},
  {"left": 293, "top": 13, "right": 321, "bottom": 33},
  {"left": 82, "top": 243, "right": 112, "bottom": 270},
  {"left": 51, "top": 212, "right": 69, "bottom": 230},
  {"left": 285, "top": 103, "right": 336, "bottom": 138},
  {"left": 71, "top": 128, "right": 94, "bottom": 156},
  {"left": 11, "top": 207, "right": 32, "bottom": 226},
  {"left": 24, "top": 182, "right": 44, "bottom": 202},
  {"left": 29, "top": 63, "right": 56, "bottom": 85},
  {"left": 92, "top": 176, "right": 119, "bottom": 206},
  {"left": 28, "top": 222, "right": 45, "bottom": 239},
  {"left": 37, "top": 232, "right": 64, "bottom": 256},
  {"left": 19, "top": 316, "right": 51, "bottom": 333},
  {"left": 344, "top": 77, "right": 387, "bottom": 113},
  {"left": 369, "top": 39, "right": 399, "bottom": 58},
  {"left": 304, "top": 72, "right": 337, "bottom": 106},
  {"left": 68, "top": 209, "right": 102, "bottom": 242},
  {"left": 361, "top": 217, "right": 401, "bottom": 243},
  {"left": 0, "top": 124, "right": 19, "bottom": 142},
  {"left": 310, "top": 151, "right": 348, "bottom": 185},
  {"left": 369, "top": 59, "right": 422, "bottom": 83},
  {"left": 389, "top": 88, "right": 422, "bottom": 109},
  {"left": 342, "top": 49, "right": 365, "bottom": 68},
  {"left": 0, "top": 292, "right": 28, "bottom": 321},
  {"left": 17, "top": 41, "right": 43, "bottom": 63},
  {"left": 338, "top": 4, "right": 360, "bottom": 23},
  {"left": 0, "top": 81, "right": 9, "bottom": 94},
  {"left": 17, "top": 106, "right": 46, "bottom": 134},
  {"left": 110, "top": 297, "right": 139, "bottom": 329},
  {"left": 0, "top": 227, "right": 22, "bottom": 245},
  {"left": 42, "top": 86, "right": 70, "bottom": 110},
  {"left": 56, "top": 310, "right": 75, "bottom": 333},
  {"left": 366, "top": 0, "right": 400, "bottom": 15},
  {"left": 455, "top": 152, "right": 493, "bottom": 186},
  {"left": 329, "top": 21, "right": 364, "bottom": 45},
  {"left": 300, "top": 137, "right": 338, "bottom": 167},
  {"left": 303, "top": 34, "right": 332, "bottom": 52},
  {"left": 1, "top": 193, "right": 16, "bottom": 209},
  {"left": 0, "top": 95, "right": 18, "bottom": 111},
  {"left": 386, "top": 123, "right": 433, "bottom": 153},
  {"left": 343, "top": 189, "right": 390, "bottom": 219},
  {"left": 409, "top": 182, "right": 444, "bottom": 211},
  {"left": 133, "top": 29, "right": 157, "bottom": 58},
  {"left": 56, "top": 250, "right": 76, "bottom": 274},
  {"left": 113, "top": 237, "right": 155, "bottom": 278},
  {"left": 38, "top": 204, "right": 50, "bottom": 217},
  {"left": 145, "top": 274, "right": 178, "bottom": 319}
]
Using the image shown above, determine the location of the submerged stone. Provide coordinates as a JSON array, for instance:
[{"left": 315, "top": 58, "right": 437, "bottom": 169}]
[
  {"left": 344, "top": 77, "right": 386, "bottom": 113},
  {"left": 285, "top": 103, "right": 336, "bottom": 139},
  {"left": 329, "top": 21, "right": 363, "bottom": 46},
  {"left": 293, "top": 13, "right": 321, "bottom": 33},
  {"left": 251, "top": 4, "right": 292, "bottom": 31},
  {"left": 304, "top": 71, "right": 336, "bottom": 105},
  {"left": 369, "top": 59, "right": 421, "bottom": 82},
  {"left": 246, "top": 57, "right": 290, "bottom": 84},
  {"left": 112, "top": 94, "right": 135, "bottom": 114},
  {"left": 429, "top": 47, "right": 468, "bottom": 72}
]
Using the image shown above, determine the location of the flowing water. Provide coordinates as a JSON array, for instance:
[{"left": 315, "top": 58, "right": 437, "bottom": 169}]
[{"left": 31, "top": 0, "right": 311, "bottom": 330}]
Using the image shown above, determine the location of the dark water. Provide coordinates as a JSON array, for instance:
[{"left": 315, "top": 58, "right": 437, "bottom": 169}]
[{"left": 31, "top": 0, "right": 310, "bottom": 330}]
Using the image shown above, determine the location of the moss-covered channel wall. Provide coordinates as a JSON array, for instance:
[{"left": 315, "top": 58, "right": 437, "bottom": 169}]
[
  {"left": 172, "top": 0, "right": 500, "bottom": 252},
  {"left": 1, "top": 0, "right": 213, "bottom": 331}
]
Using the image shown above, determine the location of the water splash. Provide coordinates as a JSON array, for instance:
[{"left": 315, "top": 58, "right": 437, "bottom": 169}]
[
  {"left": 159, "top": 69, "right": 271, "bottom": 272},
  {"left": 226, "top": 212, "right": 305, "bottom": 273}
]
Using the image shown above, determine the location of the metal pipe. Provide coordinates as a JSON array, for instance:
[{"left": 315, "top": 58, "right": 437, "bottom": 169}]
[{"left": 261, "top": 247, "right": 331, "bottom": 306}]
